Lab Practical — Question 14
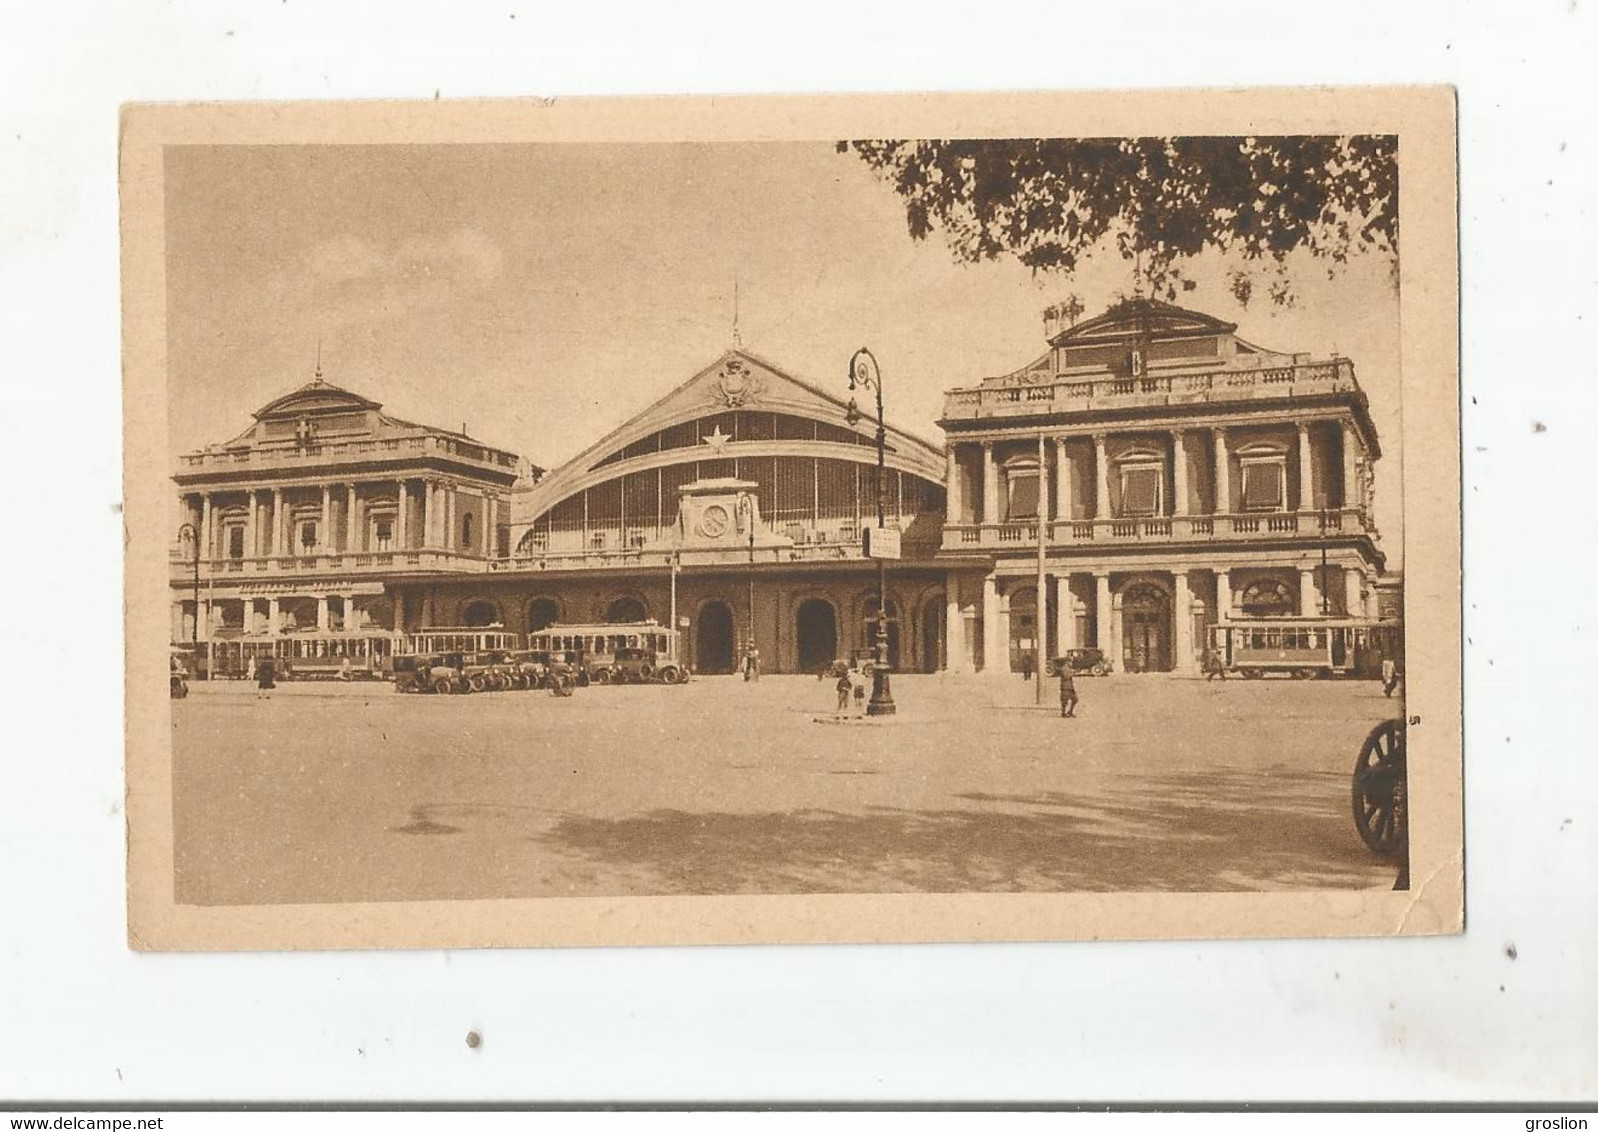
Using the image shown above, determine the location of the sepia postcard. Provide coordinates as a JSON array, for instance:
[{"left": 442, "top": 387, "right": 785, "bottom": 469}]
[{"left": 122, "top": 87, "right": 1462, "bottom": 950}]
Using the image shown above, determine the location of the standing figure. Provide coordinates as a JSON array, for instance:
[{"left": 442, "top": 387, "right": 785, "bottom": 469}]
[
  {"left": 255, "top": 656, "right": 276, "bottom": 699},
  {"left": 1057, "top": 663, "right": 1078, "bottom": 718},
  {"left": 1204, "top": 647, "right": 1227, "bottom": 681},
  {"left": 834, "top": 668, "right": 852, "bottom": 716},
  {"left": 1021, "top": 650, "right": 1034, "bottom": 682},
  {"left": 1381, "top": 654, "right": 1400, "bottom": 698}
]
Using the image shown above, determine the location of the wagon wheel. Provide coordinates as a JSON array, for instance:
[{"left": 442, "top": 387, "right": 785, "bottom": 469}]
[{"left": 1352, "top": 718, "right": 1408, "bottom": 856}]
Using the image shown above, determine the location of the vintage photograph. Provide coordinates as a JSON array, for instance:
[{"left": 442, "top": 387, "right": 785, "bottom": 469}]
[{"left": 122, "top": 91, "right": 1462, "bottom": 948}]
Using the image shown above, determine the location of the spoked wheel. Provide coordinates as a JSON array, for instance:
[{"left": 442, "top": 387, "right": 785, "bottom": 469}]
[
  {"left": 1352, "top": 718, "right": 1408, "bottom": 856},
  {"left": 659, "top": 666, "right": 682, "bottom": 685},
  {"left": 594, "top": 669, "right": 612, "bottom": 685}
]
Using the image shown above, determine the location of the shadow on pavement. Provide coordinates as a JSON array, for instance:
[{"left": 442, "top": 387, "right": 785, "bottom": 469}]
[{"left": 537, "top": 766, "right": 1391, "bottom": 894}]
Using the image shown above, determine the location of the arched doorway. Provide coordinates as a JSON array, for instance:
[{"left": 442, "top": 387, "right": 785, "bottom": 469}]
[
  {"left": 1121, "top": 583, "right": 1172, "bottom": 673},
  {"left": 526, "top": 597, "right": 559, "bottom": 633},
  {"left": 1008, "top": 589, "right": 1039, "bottom": 674},
  {"left": 862, "top": 597, "right": 901, "bottom": 670},
  {"left": 605, "top": 596, "right": 647, "bottom": 624},
  {"left": 919, "top": 596, "right": 943, "bottom": 673},
  {"left": 795, "top": 598, "right": 838, "bottom": 672},
  {"left": 462, "top": 600, "right": 500, "bottom": 627},
  {"left": 695, "top": 600, "right": 736, "bottom": 674}
]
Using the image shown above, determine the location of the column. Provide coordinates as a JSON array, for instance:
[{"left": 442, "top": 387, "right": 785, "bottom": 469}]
[
  {"left": 980, "top": 572, "right": 1002, "bottom": 674},
  {"left": 421, "top": 481, "right": 435, "bottom": 548},
  {"left": 271, "top": 488, "right": 284, "bottom": 556},
  {"left": 1299, "top": 567, "right": 1318, "bottom": 617},
  {"left": 393, "top": 589, "right": 406, "bottom": 635},
  {"left": 444, "top": 484, "right": 455, "bottom": 550},
  {"left": 244, "top": 491, "right": 258, "bottom": 557},
  {"left": 1093, "top": 433, "right": 1111, "bottom": 519},
  {"left": 1213, "top": 429, "right": 1230, "bottom": 515},
  {"left": 1341, "top": 421, "right": 1361, "bottom": 511},
  {"left": 344, "top": 591, "right": 358, "bottom": 631},
  {"left": 1297, "top": 423, "right": 1315, "bottom": 511},
  {"left": 266, "top": 597, "right": 279, "bottom": 636},
  {"left": 200, "top": 493, "right": 213, "bottom": 560},
  {"left": 1344, "top": 566, "right": 1364, "bottom": 619},
  {"left": 346, "top": 484, "right": 358, "bottom": 551},
  {"left": 944, "top": 577, "right": 964, "bottom": 673},
  {"left": 1094, "top": 572, "right": 1112, "bottom": 651},
  {"left": 197, "top": 598, "right": 210, "bottom": 641},
  {"left": 945, "top": 444, "right": 963, "bottom": 525},
  {"left": 317, "top": 595, "right": 330, "bottom": 632},
  {"left": 980, "top": 442, "right": 998, "bottom": 525},
  {"left": 420, "top": 590, "right": 434, "bottom": 627},
  {"left": 1055, "top": 574, "right": 1075, "bottom": 652},
  {"left": 1173, "top": 571, "right": 1194, "bottom": 674},
  {"left": 396, "top": 480, "right": 409, "bottom": 549},
  {"left": 320, "top": 485, "right": 333, "bottom": 551},
  {"left": 1172, "top": 431, "right": 1189, "bottom": 517},
  {"left": 1215, "top": 569, "right": 1232, "bottom": 621},
  {"left": 1054, "top": 438, "right": 1070, "bottom": 522}
]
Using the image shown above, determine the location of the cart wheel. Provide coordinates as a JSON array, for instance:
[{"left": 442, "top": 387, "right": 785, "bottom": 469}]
[{"left": 1352, "top": 718, "right": 1408, "bottom": 856}]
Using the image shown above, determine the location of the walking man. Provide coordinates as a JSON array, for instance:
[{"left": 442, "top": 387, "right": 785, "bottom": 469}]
[
  {"left": 1057, "top": 661, "right": 1078, "bottom": 718},
  {"left": 834, "top": 667, "right": 852, "bottom": 716}
]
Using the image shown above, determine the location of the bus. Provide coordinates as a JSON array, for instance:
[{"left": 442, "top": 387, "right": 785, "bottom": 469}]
[
  {"left": 198, "top": 631, "right": 399, "bottom": 680},
  {"left": 1207, "top": 619, "right": 1402, "bottom": 680},
  {"left": 526, "top": 621, "right": 687, "bottom": 684}
]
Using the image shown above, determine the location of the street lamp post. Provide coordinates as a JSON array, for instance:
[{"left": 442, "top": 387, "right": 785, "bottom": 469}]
[
  {"left": 737, "top": 492, "right": 756, "bottom": 676},
  {"left": 178, "top": 521, "right": 201, "bottom": 670},
  {"left": 847, "top": 347, "right": 895, "bottom": 717}
]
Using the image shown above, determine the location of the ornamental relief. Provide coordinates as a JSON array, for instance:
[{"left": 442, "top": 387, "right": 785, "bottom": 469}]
[{"left": 711, "top": 358, "right": 766, "bottom": 408}]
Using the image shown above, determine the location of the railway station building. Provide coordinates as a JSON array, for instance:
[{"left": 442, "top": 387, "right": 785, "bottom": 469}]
[{"left": 169, "top": 298, "right": 1395, "bottom": 677}]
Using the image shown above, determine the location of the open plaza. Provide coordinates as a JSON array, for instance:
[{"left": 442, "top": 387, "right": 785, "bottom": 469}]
[{"left": 171, "top": 673, "right": 1402, "bottom": 904}]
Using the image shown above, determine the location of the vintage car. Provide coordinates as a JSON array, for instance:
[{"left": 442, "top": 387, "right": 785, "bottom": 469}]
[
  {"left": 392, "top": 652, "right": 464, "bottom": 694},
  {"left": 610, "top": 645, "right": 688, "bottom": 685},
  {"left": 503, "top": 649, "right": 549, "bottom": 690},
  {"left": 459, "top": 650, "right": 517, "bottom": 693},
  {"left": 1048, "top": 648, "right": 1113, "bottom": 677},
  {"left": 529, "top": 648, "right": 581, "bottom": 695}
]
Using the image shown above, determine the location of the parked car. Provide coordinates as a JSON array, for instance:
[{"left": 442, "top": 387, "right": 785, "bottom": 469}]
[
  {"left": 1049, "top": 648, "right": 1113, "bottom": 677},
  {"left": 393, "top": 652, "right": 464, "bottom": 693}
]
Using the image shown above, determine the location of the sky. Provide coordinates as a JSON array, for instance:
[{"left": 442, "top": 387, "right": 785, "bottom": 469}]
[{"left": 164, "top": 141, "right": 1403, "bottom": 558}]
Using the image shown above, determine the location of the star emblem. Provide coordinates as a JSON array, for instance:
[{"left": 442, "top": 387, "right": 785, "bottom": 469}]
[{"left": 701, "top": 425, "right": 731, "bottom": 454}]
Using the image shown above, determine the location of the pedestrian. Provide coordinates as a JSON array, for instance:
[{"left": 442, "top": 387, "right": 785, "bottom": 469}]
[
  {"left": 1381, "top": 654, "right": 1400, "bottom": 698},
  {"left": 834, "top": 668, "right": 852, "bottom": 715},
  {"left": 255, "top": 656, "right": 275, "bottom": 699},
  {"left": 1057, "top": 662, "right": 1078, "bottom": 718},
  {"left": 1204, "top": 647, "right": 1227, "bottom": 681},
  {"left": 1021, "top": 650, "right": 1034, "bottom": 682},
  {"left": 853, "top": 680, "right": 867, "bottom": 715}
]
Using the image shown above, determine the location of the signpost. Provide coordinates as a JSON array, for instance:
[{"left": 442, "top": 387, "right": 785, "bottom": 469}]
[{"left": 861, "top": 526, "right": 901, "bottom": 561}]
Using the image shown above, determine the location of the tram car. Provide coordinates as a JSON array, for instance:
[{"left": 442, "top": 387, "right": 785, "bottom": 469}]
[
  {"left": 527, "top": 621, "right": 688, "bottom": 685},
  {"left": 198, "top": 631, "right": 399, "bottom": 681},
  {"left": 1206, "top": 619, "right": 1402, "bottom": 680}
]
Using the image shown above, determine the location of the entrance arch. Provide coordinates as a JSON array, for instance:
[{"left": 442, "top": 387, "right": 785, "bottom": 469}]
[
  {"left": 1120, "top": 583, "right": 1172, "bottom": 672},
  {"left": 919, "top": 596, "right": 943, "bottom": 673},
  {"left": 695, "top": 600, "right": 736, "bottom": 674},
  {"left": 605, "top": 596, "right": 647, "bottom": 624},
  {"left": 795, "top": 598, "right": 838, "bottom": 672},
  {"left": 462, "top": 600, "right": 501, "bottom": 627},
  {"left": 526, "top": 597, "right": 560, "bottom": 633}
]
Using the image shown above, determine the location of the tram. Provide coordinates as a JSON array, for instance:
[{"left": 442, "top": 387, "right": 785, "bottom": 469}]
[
  {"left": 1207, "top": 619, "right": 1402, "bottom": 680},
  {"left": 397, "top": 626, "right": 521, "bottom": 658},
  {"left": 526, "top": 621, "right": 687, "bottom": 684},
  {"left": 199, "top": 631, "right": 400, "bottom": 680}
]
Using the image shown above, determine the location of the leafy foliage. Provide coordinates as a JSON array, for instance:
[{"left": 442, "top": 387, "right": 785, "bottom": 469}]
[{"left": 839, "top": 136, "right": 1397, "bottom": 305}]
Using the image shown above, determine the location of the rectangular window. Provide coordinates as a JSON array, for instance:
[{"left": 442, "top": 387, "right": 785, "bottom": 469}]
[
  {"left": 374, "top": 518, "right": 393, "bottom": 551},
  {"left": 299, "top": 521, "right": 318, "bottom": 550},
  {"left": 1006, "top": 471, "right": 1039, "bottom": 520},
  {"left": 227, "top": 525, "right": 245, "bottom": 559},
  {"left": 1120, "top": 466, "right": 1161, "bottom": 516},
  {"left": 1242, "top": 461, "right": 1285, "bottom": 511}
]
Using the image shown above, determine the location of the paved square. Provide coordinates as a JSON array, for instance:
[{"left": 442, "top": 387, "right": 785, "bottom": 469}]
[{"left": 171, "top": 674, "right": 1402, "bottom": 904}]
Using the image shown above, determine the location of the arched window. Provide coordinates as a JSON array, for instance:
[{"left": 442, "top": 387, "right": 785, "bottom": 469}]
[
  {"left": 606, "top": 597, "right": 647, "bottom": 624},
  {"left": 1238, "top": 579, "right": 1294, "bottom": 616},
  {"left": 527, "top": 597, "right": 560, "bottom": 633}
]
